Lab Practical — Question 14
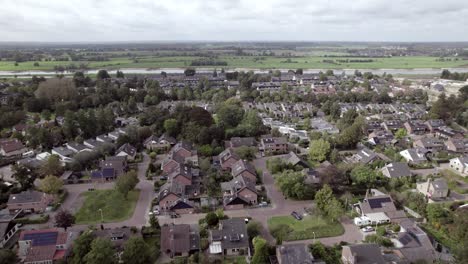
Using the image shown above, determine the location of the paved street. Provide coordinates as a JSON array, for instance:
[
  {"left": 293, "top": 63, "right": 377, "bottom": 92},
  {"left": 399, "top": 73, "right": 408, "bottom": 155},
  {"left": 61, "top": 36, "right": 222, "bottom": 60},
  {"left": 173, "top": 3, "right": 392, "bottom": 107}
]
[{"left": 31, "top": 153, "right": 360, "bottom": 247}]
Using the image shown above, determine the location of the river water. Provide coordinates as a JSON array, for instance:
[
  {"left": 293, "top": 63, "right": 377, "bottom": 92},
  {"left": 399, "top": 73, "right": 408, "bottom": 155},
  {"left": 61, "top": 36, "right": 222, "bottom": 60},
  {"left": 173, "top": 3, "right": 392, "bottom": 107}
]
[{"left": 1, "top": 67, "right": 468, "bottom": 77}]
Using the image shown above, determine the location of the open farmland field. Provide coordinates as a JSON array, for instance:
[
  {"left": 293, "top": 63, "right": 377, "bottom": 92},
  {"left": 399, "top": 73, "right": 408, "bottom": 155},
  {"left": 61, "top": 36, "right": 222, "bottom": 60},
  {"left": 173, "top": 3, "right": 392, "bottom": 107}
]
[{"left": 0, "top": 55, "right": 467, "bottom": 71}]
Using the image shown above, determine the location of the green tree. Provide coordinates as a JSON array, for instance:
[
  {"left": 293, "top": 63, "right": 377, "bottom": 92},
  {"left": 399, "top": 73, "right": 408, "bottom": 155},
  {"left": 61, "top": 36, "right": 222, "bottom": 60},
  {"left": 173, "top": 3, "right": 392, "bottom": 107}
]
[
  {"left": 315, "top": 184, "right": 334, "bottom": 214},
  {"left": 216, "top": 102, "right": 244, "bottom": 128},
  {"left": 309, "top": 139, "right": 331, "bottom": 162},
  {"left": 350, "top": 165, "right": 379, "bottom": 189},
  {"left": 163, "top": 118, "right": 178, "bottom": 137},
  {"left": 54, "top": 210, "right": 75, "bottom": 231},
  {"left": 96, "top": 70, "right": 110, "bottom": 80},
  {"left": 274, "top": 170, "right": 314, "bottom": 200},
  {"left": 251, "top": 237, "right": 269, "bottom": 264},
  {"left": 205, "top": 212, "right": 219, "bottom": 227},
  {"left": 12, "top": 164, "right": 35, "bottom": 189},
  {"left": 121, "top": 237, "right": 154, "bottom": 264},
  {"left": 0, "top": 249, "right": 18, "bottom": 264},
  {"left": 115, "top": 171, "right": 139, "bottom": 199},
  {"left": 270, "top": 224, "right": 292, "bottom": 245},
  {"left": 84, "top": 238, "right": 116, "bottom": 264},
  {"left": 39, "top": 154, "right": 63, "bottom": 176},
  {"left": 39, "top": 175, "right": 63, "bottom": 194},
  {"left": 247, "top": 221, "right": 262, "bottom": 239},
  {"left": 394, "top": 128, "right": 407, "bottom": 139},
  {"left": 234, "top": 146, "right": 256, "bottom": 160},
  {"left": 70, "top": 231, "right": 95, "bottom": 264},
  {"left": 426, "top": 203, "right": 446, "bottom": 225},
  {"left": 326, "top": 198, "right": 344, "bottom": 222}
]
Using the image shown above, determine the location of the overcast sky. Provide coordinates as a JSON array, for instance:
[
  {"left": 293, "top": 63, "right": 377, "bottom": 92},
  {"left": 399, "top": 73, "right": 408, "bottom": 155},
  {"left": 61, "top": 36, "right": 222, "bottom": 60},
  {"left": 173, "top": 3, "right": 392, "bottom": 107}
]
[{"left": 1, "top": 0, "right": 468, "bottom": 42}]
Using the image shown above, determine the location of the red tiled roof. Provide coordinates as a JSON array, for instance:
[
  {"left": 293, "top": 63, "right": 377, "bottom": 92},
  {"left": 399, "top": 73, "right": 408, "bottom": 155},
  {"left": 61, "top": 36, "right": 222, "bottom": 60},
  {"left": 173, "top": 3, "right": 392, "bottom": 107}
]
[{"left": 0, "top": 139, "right": 25, "bottom": 153}]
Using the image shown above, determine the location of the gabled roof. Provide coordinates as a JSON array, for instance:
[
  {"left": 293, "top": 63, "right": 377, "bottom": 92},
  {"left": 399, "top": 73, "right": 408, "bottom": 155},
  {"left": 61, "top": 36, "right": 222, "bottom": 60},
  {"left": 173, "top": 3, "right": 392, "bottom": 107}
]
[
  {"left": 168, "top": 165, "right": 193, "bottom": 182},
  {"left": 360, "top": 195, "right": 397, "bottom": 215},
  {"left": 117, "top": 143, "right": 137, "bottom": 157},
  {"left": 342, "top": 244, "right": 385, "bottom": 264},
  {"left": 231, "top": 160, "right": 256, "bottom": 178},
  {"left": 0, "top": 139, "right": 25, "bottom": 153},
  {"left": 210, "top": 218, "right": 249, "bottom": 250},
  {"left": 8, "top": 190, "right": 46, "bottom": 204},
  {"left": 277, "top": 243, "right": 314, "bottom": 264},
  {"left": 382, "top": 162, "right": 411, "bottom": 178},
  {"left": 218, "top": 148, "right": 240, "bottom": 164}
]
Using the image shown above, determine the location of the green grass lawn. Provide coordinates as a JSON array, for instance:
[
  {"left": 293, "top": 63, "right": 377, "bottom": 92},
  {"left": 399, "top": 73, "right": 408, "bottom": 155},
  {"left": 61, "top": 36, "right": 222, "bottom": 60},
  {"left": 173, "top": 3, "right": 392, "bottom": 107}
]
[
  {"left": 1, "top": 55, "right": 467, "bottom": 71},
  {"left": 268, "top": 215, "right": 345, "bottom": 241},
  {"left": 222, "top": 256, "right": 248, "bottom": 264},
  {"left": 74, "top": 189, "right": 140, "bottom": 224}
]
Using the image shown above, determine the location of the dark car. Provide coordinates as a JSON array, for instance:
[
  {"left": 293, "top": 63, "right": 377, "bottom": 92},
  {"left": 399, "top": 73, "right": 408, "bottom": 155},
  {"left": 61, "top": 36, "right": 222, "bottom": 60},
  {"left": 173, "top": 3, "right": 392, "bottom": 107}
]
[{"left": 291, "top": 211, "right": 302, "bottom": 220}]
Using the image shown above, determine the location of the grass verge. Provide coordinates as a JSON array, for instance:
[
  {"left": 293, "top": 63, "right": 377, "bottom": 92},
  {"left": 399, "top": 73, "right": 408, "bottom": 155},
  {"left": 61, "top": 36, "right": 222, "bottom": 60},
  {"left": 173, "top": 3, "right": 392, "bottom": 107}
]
[
  {"left": 268, "top": 215, "right": 344, "bottom": 241},
  {"left": 74, "top": 189, "right": 140, "bottom": 224}
]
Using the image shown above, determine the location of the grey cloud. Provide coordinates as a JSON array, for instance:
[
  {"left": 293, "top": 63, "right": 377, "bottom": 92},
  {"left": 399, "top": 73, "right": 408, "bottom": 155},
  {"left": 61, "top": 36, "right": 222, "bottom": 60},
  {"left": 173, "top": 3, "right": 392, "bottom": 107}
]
[{"left": 1, "top": 0, "right": 468, "bottom": 42}]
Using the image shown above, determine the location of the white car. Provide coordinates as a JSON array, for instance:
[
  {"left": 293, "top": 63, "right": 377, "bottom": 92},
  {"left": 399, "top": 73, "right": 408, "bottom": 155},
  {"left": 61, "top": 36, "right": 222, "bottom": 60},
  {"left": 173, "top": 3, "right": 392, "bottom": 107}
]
[{"left": 361, "top": 226, "right": 374, "bottom": 232}]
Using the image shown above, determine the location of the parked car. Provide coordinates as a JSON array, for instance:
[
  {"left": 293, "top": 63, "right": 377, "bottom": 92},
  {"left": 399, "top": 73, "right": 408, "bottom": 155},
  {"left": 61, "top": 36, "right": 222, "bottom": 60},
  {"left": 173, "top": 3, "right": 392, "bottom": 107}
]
[
  {"left": 291, "top": 211, "right": 302, "bottom": 220},
  {"left": 361, "top": 226, "right": 374, "bottom": 232},
  {"left": 259, "top": 201, "right": 268, "bottom": 207}
]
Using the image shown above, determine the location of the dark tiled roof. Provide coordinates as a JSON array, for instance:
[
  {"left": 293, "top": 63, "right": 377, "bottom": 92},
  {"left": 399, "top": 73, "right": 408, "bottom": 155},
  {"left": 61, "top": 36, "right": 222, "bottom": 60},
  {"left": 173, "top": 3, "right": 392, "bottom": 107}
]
[
  {"left": 210, "top": 218, "right": 249, "bottom": 250},
  {"left": 277, "top": 243, "right": 314, "bottom": 264},
  {"left": 0, "top": 139, "right": 25, "bottom": 153},
  {"left": 8, "top": 190, "right": 45, "bottom": 204}
]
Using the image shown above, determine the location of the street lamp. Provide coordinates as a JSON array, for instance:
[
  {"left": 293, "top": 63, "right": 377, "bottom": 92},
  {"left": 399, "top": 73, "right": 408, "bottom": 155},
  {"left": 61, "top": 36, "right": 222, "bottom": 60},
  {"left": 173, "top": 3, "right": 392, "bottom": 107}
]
[{"left": 98, "top": 209, "right": 104, "bottom": 223}]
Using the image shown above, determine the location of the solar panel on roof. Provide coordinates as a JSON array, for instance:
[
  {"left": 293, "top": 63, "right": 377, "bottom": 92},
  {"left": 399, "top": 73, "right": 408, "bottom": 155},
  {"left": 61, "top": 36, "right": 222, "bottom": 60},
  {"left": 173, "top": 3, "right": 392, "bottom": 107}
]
[
  {"left": 23, "top": 232, "right": 58, "bottom": 246},
  {"left": 399, "top": 234, "right": 412, "bottom": 245},
  {"left": 368, "top": 197, "right": 392, "bottom": 209}
]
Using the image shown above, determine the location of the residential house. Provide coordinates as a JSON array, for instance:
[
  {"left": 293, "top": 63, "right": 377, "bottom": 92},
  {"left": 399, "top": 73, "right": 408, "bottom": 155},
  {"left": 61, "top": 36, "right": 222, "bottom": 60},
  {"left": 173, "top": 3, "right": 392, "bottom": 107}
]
[
  {"left": 383, "top": 120, "right": 403, "bottom": 132},
  {"left": 168, "top": 165, "right": 195, "bottom": 186},
  {"left": 216, "top": 148, "right": 240, "bottom": 171},
  {"left": 284, "top": 151, "right": 309, "bottom": 168},
  {"left": 209, "top": 218, "right": 250, "bottom": 256},
  {"left": 260, "top": 136, "right": 288, "bottom": 155},
  {"left": 158, "top": 182, "right": 196, "bottom": 214},
  {"left": 221, "top": 175, "right": 258, "bottom": 210},
  {"left": 60, "top": 171, "right": 82, "bottom": 184},
  {"left": 224, "top": 137, "right": 256, "bottom": 149},
  {"left": 0, "top": 139, "right": 27, "bottom": 157},
  {"left": 161, "top": 142, "right": 199, "bottom": 173},
  {"left": 0, "top": 209, "right": 21, "bottom": 248},
  {"left": 93, "top": 227, "right": 141, "bottom": 252},
  {"left": 394, "top": 219, "right": 438, "bottom": 263},
  {"left": 449, "top": 156, "right": 468, "bottom": 176},
  {"left": 399, "top": 148, "right": 428, "bottom": 164},
  {"left": 346, "top": 148, "right": 379, "bottom": 165},
  {"left": 357, "top": 191, "right": 406, "bottom": 223},
  {"left": 143, "top": 134, "right": 176, "bottom": 151},
  {"left": 365, "top": 121, "right": 383, "bottom": 133},
  {"left": 161, "top": 224, "right": 200, "bottom": 258},
  {"left": 404, "top": 120, "right": 428, "bottom": 135},
  {"left": 116, "top": 143, "right": 137, "bottom": 160},
  {"left": 413, "top": 137, "right": 444, "bottom": 152},
  {"left": 66, "top": 142, "right": 92, "bottom": 154},
  {"left": 83, "top": 139, "right": 105, "bottom": 149},
  {"left": 7, "top": 190, "right": 53, "bottom": 214},
  {"left": 368, "top": 130, "right": 394, "bottom": 146},
  {"left": 434, "top": 126, "right": 463, "bottom": 139},
  {"left": 445, "top": 138, "right": 468, "bottom": 154},
  {"left": 417, "top": 178, "right": 449, "bottom": 200},
  {"left": 161, "top": 152, "right": 186, "bottom": 174},
  {"left": 18, "top": 229, "right": 71, "bottom": 264},
  {"left": 276, "top": 243, "right": 315, "bottom": 264},
  {"left": 52, "top": 147, "right": 75, "bottom": 163},
  {"left": 231, "top": 160, "right": 257, "bottom": 183},
  {"left": 425, "top": 119, "right": 445, "bottom": 133},
  {"left": 92, "top": 156, "right": 127, "bottom": 182},
  {"left": 381, "top": 162, "right": 412, "bottom": 178},
  {"left": 341, "top": 244, "right": 386, "bottom": 264},
  {"left": 96, "top": 134, "right": 113, "bottom": 143}
]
